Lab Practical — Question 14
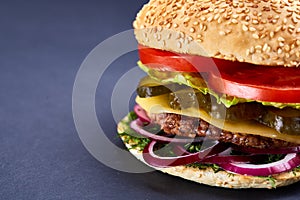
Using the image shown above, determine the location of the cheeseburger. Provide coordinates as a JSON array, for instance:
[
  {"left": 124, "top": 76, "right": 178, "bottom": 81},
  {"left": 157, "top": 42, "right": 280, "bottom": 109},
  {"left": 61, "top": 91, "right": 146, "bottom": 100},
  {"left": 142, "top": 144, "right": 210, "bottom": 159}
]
[{"left": 117, "top": 0, "right": 300, "bottom": 188}]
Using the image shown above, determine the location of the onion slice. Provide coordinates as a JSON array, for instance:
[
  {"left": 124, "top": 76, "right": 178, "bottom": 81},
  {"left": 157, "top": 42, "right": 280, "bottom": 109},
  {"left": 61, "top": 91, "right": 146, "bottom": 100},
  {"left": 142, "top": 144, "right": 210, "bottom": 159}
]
[
  {"left": 218, "top": 153, "right": 300, "bottom": 176},
  {"left": 130, "top": 119, "right": 204, "bottom": 143},
  {"left": 202, "top": 154, "right": 266, "bottom": 164},
  {"left": 232, "top": 145, "right": 300, "bottom": 155},
  {"left": 142, "top": 140, "right": 229, "bottom": 167},
  {"left": 134, "top": 104, "right": 150, "bottom": 123}
]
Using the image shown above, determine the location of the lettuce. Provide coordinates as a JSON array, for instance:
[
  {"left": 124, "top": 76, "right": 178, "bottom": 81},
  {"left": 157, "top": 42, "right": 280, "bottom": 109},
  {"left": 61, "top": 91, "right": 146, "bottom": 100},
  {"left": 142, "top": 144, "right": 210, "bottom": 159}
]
[{"left": 138, "top": 61, "right": 300, "bottom": 109}]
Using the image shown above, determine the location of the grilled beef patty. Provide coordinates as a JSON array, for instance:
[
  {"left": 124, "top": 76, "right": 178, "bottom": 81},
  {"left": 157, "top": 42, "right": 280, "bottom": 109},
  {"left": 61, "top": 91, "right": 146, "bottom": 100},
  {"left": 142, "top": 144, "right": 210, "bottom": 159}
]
[{"left": 151, "top": 113, "right": 296, "bottom": 149}]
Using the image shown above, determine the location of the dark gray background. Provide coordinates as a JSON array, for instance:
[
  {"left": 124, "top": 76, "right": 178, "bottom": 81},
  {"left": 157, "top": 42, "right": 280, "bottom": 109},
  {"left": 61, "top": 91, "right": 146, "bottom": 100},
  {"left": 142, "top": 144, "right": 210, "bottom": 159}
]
[{"left": 1, "top": 0, "right": 300, "bottom": 199}]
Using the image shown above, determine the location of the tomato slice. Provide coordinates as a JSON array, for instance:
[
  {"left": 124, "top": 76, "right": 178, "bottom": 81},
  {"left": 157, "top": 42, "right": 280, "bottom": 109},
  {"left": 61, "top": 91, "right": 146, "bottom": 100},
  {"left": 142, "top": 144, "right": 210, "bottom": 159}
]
[
  {"left": 138, "top": 45, "right": 300, "bottom": 103},
  {"left": 138, "top": 45, "right": 257, "bottom": 72},
  {"left": 208, "top": 66, "right": 300, "bottom": 103},
  {"left": 139, "top": 45, "right": 219, "bottom": 72}
]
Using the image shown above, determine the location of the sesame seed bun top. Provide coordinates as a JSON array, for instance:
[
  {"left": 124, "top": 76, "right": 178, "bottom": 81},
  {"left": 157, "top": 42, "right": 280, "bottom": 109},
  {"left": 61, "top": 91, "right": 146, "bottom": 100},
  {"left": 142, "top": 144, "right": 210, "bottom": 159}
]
[{"left": 133, "top": 0, "right": 300, "bottom": 67}]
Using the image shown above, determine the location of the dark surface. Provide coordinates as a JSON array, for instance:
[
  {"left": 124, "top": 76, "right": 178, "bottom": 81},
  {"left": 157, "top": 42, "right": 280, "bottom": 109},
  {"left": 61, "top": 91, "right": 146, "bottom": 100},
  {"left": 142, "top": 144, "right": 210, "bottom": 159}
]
[{"left": 1, "top": 0, "right": 300, "bottom": 199}]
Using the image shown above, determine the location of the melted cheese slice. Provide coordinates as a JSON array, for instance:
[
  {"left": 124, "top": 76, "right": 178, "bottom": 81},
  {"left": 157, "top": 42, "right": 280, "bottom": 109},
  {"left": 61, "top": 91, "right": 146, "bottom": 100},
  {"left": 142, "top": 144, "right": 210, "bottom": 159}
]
[{"left": 136, "top": 95, "right": 300, "bottom": 144}]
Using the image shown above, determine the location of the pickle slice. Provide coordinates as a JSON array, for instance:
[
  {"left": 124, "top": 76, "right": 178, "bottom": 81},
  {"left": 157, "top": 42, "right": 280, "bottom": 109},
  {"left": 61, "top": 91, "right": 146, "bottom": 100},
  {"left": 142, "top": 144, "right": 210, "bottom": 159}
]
[
  {"left": 169, "top": 90, "right": 265, "bottom": 121},
  {"left": 136, "top": 76, "right": 187, "bottom": 98},
  {"left": 259, "top": 107, "right": 300, "bottom": 135}
]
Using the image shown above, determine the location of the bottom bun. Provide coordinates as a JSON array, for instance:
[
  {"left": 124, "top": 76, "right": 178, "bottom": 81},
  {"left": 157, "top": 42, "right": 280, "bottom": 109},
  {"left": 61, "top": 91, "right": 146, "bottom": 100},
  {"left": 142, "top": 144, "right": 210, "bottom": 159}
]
[{"left": 117, "top": 114, "right": 300, "bottom": 189}]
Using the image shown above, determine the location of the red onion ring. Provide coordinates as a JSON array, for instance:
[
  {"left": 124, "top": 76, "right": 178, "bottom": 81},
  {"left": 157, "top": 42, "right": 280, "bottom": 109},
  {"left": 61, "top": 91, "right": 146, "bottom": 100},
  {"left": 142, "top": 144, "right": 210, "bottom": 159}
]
[
  {"left": 202, "top": 154, "right": 266, "bottom": 164},
  {"left": 218, "top": 153, "right": 300, "bottom": 176},
  {"left": 134, "top": 104, "right": 150, "bottom": 123},
  {"left": 142, "top": 140, "right": 229, "bottom": 167},
  {"left": 232, "top": 145, "right": 300, "bottom": 155}
]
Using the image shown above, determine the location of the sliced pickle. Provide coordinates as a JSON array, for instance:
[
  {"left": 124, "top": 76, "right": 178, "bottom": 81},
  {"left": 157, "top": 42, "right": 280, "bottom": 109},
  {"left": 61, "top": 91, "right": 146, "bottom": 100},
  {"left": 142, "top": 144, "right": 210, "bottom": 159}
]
[
  {"left": 258, "top": 107, "right": 300, "bottom": 135},
  {"left": 168, "top": 90, "right": 265, "bottom": 121},
  {"left": 169, "top": 90, "right": 211, "bottom": 111},
  {"left": 136, "top": 76, "right": 187, "bottom": 98}
]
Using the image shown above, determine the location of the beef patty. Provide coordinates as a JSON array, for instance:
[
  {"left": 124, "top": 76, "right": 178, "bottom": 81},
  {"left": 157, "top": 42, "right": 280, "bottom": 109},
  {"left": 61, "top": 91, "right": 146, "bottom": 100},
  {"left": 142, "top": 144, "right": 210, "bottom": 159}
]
[{"left": 151, "top": 113, "right": 297, "bottom": 149}]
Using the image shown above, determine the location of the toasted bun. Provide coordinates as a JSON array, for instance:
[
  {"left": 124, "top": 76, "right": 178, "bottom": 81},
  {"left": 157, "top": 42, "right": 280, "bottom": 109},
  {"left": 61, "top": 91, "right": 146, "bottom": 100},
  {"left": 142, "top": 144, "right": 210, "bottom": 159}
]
[
  {"left": 133, "top": 0, "right": 300, "bottom": 67},
  {"left": 118, "top": 115, "right": 300, "bottom": 189}
]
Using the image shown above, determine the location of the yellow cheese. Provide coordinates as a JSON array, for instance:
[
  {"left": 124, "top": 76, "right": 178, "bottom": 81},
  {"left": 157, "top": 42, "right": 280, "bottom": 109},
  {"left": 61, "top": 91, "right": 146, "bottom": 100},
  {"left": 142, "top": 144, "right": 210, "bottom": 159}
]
[{"left": 136, "top": 95, "right": 300, "bottom": 144}]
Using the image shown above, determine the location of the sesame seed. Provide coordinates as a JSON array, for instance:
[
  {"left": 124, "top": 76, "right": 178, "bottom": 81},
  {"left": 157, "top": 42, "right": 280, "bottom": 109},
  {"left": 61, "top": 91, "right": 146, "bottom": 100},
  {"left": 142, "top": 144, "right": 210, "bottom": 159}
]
[
  {"left": 288, "top": 28, "right": 294, "bottom": 34},
  {"left": 190, "top": 27, "right": 195, "bottom": 33},
  {"left": 242, "top": 24, "right": 248, "bottom": 31},
  {"left": 199, "top": 23, "right": 203, "bottom": 30},
  {"left": 263, "top": 43, "right": 268, "bottom": 52},
  {"left": 231, "top": 19, "right": 238, "bottom": 24},
  {"left": 179, "top": 32, "right": 185, "bottom": 38},
  {"left": 252, "top": 33, "right": 259, "bottom": 39},
  {"left": 219, "top": 8, "right": 226, "bottom": 13},
  {"left": 249, "top": 27, "right": 256, "bottom": 31},
  {"left": 187, "top": 36, "right": 193, "bottom": 42},
  {"left": 246, "top": 49, "right": 250, "bottom": 56},
  {"left": 275, "top": 26, "right": 282, "bottom": 32},
  {"left": 183, "top": 17, "right": 190, "bottom": 23},
  {"left": 217, "top": 17, "right": 223, "bottom": 23},
  {"left": 157, "top": 34, "right": 161, "bottom": 41},
  {"left": 284, "top": 45, "right": 290, "bottom": 52},
  {"left": 207, "top": 15, "right": 213, "bottom": 22},
  {"left": 177, "top": 41, "right": 182, "bottom": 48},
  {"left": 279, "top": 42, "right": 285, "bottom": 47},
  {"left": 260, "top": 33, "right": 266, "bottom": 39},
  {"left": 245, "top": 15, "right": 250, "bottom": 21},
  {"left": 288, "top": 24, "right": 295, "bottom": 30},
  {"left": 278, "top": 37, "right": 285, "bottom": 42},
  {"left": 167, "top": 33, "right": 171, "bottom": 39},
  {"left": 214, "top": 13, "right": 220, "bottom": 20},
  {"left": 292, "top": 17, "right": 298, "bottom": 24},
  {"left": 255, "top": 45, "right": 262, "bottom": 50}
]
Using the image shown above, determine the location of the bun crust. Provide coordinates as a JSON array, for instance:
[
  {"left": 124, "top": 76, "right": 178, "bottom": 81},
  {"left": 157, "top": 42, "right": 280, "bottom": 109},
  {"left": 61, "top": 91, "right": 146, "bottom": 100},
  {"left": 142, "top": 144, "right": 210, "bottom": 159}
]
[
  {"left": 118, "top": 115, "right": 300, "bottom": 189},
  {"left": 133, "top": 0, "right": 300, "bottom": 67}
]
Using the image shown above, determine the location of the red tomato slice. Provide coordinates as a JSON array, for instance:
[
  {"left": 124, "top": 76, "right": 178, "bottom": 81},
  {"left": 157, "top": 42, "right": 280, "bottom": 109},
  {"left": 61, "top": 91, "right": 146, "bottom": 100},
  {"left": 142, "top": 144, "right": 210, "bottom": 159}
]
[
  {"left": 139, "top": 45, "right": 255, "bottom": 73},
  {"left": 208, "top": 66, "right": 300, "bottom": 103},
  {"left": 138, "top": 45, "right": 300, "bottom": 103},
  {"left": 139, "top": 45, "right": 218, "bottom": 72}
]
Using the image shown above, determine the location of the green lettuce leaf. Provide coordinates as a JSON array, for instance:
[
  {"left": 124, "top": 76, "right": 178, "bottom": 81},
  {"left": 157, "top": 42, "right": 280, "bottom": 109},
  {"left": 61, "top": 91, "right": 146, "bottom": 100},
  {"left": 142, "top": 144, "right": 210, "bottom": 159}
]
[{"left": 138, "top": 61, "right": 300, "bottom": 109}]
